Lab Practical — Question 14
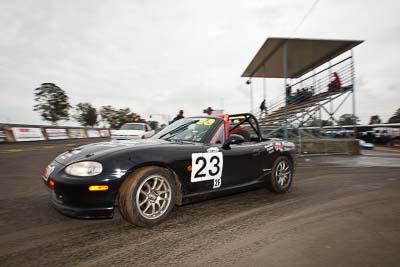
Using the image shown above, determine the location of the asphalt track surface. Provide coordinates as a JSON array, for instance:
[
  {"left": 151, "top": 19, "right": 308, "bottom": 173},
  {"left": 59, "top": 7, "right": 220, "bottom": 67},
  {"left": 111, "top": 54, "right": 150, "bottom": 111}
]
[{"left": 0, "top": 139, "right": 399, "bottom": 267}]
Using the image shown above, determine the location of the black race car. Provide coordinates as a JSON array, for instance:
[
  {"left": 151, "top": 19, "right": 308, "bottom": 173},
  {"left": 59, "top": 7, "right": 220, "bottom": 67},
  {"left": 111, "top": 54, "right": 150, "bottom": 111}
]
[{"left": 42, "top": 113, "right": 296, "bottom": 226}]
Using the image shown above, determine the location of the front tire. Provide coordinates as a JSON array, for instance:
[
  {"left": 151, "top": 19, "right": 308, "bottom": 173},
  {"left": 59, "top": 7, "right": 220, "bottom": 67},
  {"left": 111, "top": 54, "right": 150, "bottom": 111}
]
[
  {"left": 267, "top": 156, "right": 293, "bottom": 193},
  {"left": 118, "top": 166, "right": 176, "bottom": 226}
]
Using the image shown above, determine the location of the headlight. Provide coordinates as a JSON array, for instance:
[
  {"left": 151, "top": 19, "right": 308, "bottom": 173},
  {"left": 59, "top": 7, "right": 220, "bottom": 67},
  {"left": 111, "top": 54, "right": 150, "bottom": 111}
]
[{"left": 65, "top": 161, "right": 103, "bottom": 177}]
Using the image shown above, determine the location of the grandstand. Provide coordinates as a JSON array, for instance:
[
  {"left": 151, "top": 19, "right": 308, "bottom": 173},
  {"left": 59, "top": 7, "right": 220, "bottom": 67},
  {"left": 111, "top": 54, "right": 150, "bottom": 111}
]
[{"left": 242, "top": 38, "right": 363, "bottom": 139}]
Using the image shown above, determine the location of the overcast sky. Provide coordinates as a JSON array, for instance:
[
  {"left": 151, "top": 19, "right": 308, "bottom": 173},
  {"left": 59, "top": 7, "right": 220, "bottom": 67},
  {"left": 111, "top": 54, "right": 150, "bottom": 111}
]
[{"left": 0, "top": 0, "right": 399, "bottom": 125}]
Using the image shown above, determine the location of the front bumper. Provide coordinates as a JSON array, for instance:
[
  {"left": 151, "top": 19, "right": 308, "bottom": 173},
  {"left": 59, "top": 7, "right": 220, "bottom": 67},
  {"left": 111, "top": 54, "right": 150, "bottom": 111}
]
[
  {"left": 43, "top": 163, "right": 121, "bottom": 219},
  {"left": 51, "top": 191, "right": 114, "bottom": 219}
]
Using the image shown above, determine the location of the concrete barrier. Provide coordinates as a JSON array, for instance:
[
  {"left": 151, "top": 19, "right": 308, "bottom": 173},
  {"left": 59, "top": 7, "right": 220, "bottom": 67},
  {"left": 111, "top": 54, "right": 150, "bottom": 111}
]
[{"left": 296, "top": 139, "right": 360, "bottom": 155}]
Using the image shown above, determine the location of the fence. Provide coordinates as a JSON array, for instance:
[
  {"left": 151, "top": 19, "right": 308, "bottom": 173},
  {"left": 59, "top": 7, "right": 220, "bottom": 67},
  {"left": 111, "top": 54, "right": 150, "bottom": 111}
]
[
  {"left": 295, "top": 128, "right": 359, "bottom": 155},
  {"left": 0, "top": 123, "right": 111, "bottom": 143}
]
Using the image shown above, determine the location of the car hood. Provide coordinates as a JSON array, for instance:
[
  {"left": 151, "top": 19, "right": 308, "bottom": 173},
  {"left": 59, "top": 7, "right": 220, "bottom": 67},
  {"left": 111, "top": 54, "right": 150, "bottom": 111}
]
[
  {"left": 55, "top": 139, "right": 168, "bottom": 166},
  {"left": 112, "top": 130, "right": 144, "bottom": 136}
]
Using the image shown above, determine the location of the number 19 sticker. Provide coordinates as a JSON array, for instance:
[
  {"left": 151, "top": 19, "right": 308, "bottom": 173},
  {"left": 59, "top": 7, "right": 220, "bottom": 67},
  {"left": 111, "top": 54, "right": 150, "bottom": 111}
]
[{"left": 191, "top": 152, "right": 223, "bottom": 189}]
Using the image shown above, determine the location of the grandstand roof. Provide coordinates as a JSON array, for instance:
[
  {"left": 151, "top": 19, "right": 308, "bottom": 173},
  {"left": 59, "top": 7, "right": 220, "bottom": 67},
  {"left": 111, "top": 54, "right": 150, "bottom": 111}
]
[{"left": 241, "top": 37, "right": 363, "bottom": 79}]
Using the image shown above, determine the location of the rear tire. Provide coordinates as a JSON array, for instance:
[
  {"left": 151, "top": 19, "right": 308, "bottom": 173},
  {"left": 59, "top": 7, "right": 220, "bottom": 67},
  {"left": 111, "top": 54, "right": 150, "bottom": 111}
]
[
  {"left": 267, "top": 156, "right": 293, "bottom": 193},
  {"left": 118, "top": 166, "right": 176, "bottom": 226}
]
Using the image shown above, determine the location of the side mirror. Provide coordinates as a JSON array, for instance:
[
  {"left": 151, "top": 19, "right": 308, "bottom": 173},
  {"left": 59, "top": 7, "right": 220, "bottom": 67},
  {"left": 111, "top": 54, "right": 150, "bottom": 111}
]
[{"left": 223, "top": 134, "right": 245, "bottom": 149}]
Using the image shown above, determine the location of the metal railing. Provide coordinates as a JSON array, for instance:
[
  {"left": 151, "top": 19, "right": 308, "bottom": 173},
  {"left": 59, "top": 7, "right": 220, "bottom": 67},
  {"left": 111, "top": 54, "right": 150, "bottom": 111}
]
[{"left": 258, "top": 57, "right": 355, "bottom": 139}]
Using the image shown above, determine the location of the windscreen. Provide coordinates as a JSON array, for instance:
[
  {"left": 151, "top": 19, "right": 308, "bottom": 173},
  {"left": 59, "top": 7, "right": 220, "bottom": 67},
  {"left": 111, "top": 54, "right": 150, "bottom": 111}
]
[
  {"left": 120, "top": 124, "right": 145, "bottom": 130},
  {"left": 152, "top": 117, "right": 218, "bottom": 143}
]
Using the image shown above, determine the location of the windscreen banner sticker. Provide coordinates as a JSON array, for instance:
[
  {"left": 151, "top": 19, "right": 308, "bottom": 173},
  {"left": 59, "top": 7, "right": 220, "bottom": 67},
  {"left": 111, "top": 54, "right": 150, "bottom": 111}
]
[
  {"left": 191, "top": 152, "right": 223, "bottom": 189},
  {"left": 196, "top": 118, "right": 215, "bottom": 126}
]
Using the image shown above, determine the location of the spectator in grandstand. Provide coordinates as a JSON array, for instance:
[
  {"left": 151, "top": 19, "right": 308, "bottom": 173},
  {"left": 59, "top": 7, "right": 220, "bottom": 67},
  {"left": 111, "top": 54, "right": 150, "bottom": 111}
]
[
  {"left": 286, "top": 84, "right": 294, "bottom": 103},
  {"left": 310, "top": 85, "right": 315, "bottom": 95},
  {"left": 328, "top": 72, "right": 341, "bottom": 91},
  {"left": 286, "top": 84, "right": 292, "bottom": 96},
  {"left": 295, "top": 88, "right": 311, "bottom": 104},
  {"left": 290, "top": 88, "right": 301, "bottom": 104},
  {"left": 204, "top": 107, "right": 214, "bottom": 116},
  {"left": 170, "top": 110, "right": 184, "bottom": 124},
  {"left": 292, "top": 87, "right": 313, "bottom": 104},
  {"left": 259, "top": 99, "right": 267, "bottom": 116}
]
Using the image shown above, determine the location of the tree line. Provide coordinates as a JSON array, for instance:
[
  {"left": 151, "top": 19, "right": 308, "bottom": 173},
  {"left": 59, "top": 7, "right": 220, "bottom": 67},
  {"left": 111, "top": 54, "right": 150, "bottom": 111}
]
[
  {"left": 305, "top": 110, "right": 400, "bottom": 127},
  {"left": 34, "top": 83, "right": 400, "bottom": 128},
  {"left": 33, "top": 83, "right": 145, "bottom": 129}
]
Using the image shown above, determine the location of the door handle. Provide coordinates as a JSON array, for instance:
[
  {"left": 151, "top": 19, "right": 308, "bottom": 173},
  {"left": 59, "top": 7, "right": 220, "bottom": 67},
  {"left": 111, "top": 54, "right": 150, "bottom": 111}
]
[{"left": 252, "top": 149, "right": 261, "bottom": 156}]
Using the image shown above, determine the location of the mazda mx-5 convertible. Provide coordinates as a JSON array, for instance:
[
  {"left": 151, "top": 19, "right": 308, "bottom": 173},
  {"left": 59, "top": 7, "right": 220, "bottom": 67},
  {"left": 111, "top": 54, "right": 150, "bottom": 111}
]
[{"left": 42, "top": 113, "right": 296, "bottom": 226}]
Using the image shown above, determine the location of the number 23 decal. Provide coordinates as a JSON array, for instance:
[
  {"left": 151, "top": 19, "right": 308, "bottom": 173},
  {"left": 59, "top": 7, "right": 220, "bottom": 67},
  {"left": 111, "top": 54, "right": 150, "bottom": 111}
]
[{"left": 191, "top": 152, "right": 223, "bottom": 188}]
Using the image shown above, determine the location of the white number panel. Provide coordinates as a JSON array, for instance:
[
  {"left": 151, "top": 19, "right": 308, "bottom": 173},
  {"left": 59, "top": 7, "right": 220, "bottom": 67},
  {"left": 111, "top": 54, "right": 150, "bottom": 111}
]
[{"left": 191, "top": 152, "right": 223, "bottom": 188}]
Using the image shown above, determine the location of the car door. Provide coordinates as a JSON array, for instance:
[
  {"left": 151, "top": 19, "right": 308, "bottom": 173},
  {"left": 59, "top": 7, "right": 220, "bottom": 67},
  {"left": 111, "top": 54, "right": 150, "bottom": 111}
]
[
  {"left": 203, "top": 123, "right": 263, "bottom": 189},
  {"left": 219, "top": 143, "right": 263, "bottom": 188}
]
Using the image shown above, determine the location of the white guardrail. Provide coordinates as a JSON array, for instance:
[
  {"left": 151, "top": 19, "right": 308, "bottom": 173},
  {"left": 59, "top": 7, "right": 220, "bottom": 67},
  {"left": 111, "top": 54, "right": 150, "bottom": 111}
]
[{"left": 0, "top": 124, "right": 111, "bottom": 143}]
